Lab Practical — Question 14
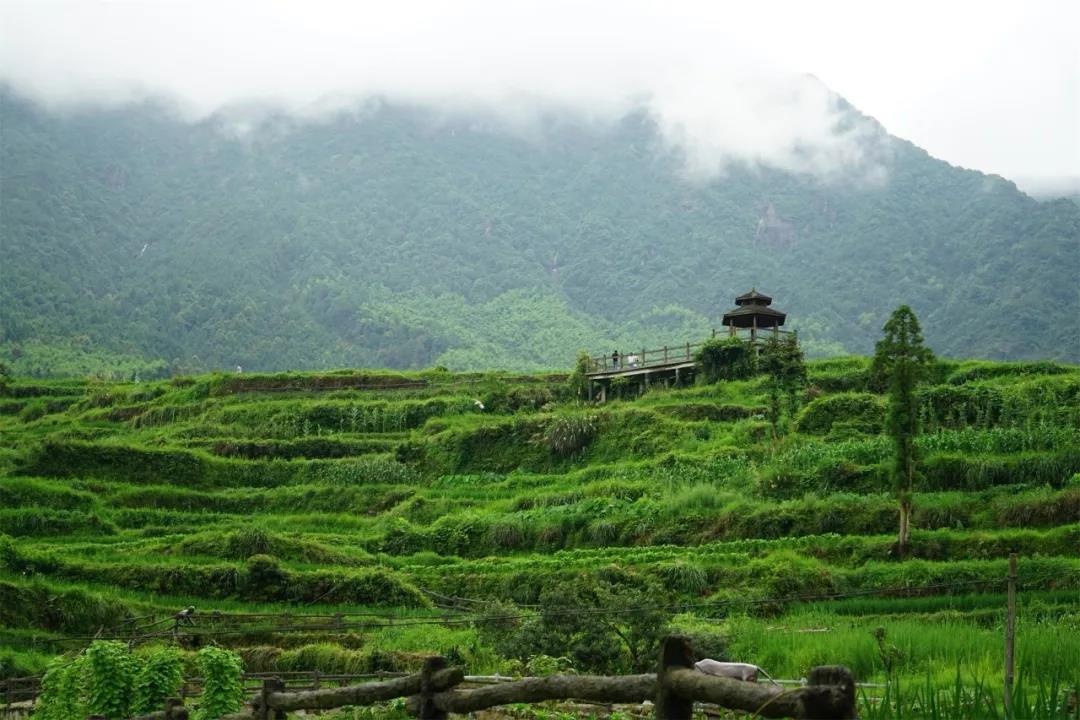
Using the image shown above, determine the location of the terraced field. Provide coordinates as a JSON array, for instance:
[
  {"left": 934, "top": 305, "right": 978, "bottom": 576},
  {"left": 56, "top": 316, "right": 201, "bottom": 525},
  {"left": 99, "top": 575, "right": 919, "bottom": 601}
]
[{"left": 1, "top": 359, "right": 1078, "bottom": 716}]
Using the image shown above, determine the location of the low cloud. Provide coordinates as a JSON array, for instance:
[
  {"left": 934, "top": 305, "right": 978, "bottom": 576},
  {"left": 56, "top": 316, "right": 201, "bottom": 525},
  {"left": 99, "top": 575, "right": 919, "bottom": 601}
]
[{"left": 1, "top": 1, "right": 893, "bottom": 181}]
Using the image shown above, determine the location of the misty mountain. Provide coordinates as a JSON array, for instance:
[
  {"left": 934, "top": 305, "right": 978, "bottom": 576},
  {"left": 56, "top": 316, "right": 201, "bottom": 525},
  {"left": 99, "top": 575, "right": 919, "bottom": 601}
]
[{"left": 1, "top": 89, "right": 1078, "bottom": 374}]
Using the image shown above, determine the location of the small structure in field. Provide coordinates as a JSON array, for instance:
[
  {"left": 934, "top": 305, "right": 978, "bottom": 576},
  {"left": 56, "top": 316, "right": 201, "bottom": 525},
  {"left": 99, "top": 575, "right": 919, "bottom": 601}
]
[{"left": 582, "top": 289, "right": 791, "bottom": 402}]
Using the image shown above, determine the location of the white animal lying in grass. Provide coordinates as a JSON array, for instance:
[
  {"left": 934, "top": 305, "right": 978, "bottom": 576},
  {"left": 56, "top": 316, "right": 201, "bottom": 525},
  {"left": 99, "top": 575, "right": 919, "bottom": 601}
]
[{"left": 694, "top": 659, "right": 780, "bottom": 686}]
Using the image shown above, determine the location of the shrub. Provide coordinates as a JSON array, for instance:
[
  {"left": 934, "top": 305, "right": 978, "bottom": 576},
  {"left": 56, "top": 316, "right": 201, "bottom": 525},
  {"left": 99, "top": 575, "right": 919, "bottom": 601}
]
[
  {"left": 995, "top": 488, "right": 1080, "bottom": 526},
  {"left": 567, "top": 352, "right": 592, "bottom": 400},
  {"left": 227, "top": 528, "right": 273, "bottom": 558},
  {"left": 543, "top": 414, "right": 599, "bottom": 458},
  {"left": 742, "top": 551, "right": 836, "bottom": 616},
  {"left": 0, "top": 578, "right": 134, "bottom": 634},
  {"left": 244, "top": 554, "right": 289, "bottom": 601},
  {"left": 290, "top": 568, "right": 430, "bottom": 607},
  {"left": 696, "top": 338, "right": 755, "bottom": 383},
  {"left": 526, "top": 654, "right": 575, "bottom": 676},
  {"left": 807, "top": 365, "right": 869, "bottom": 393},
  {"left": 656, "top": 561, "right": 710, "bottom": 595},
  {"left": 795, "top": 392, "right": 885, "bottom": 435}
]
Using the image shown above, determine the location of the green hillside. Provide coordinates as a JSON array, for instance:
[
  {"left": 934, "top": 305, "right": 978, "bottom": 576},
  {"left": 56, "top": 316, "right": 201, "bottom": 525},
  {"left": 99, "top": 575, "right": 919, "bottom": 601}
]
[
  {"left": 2, "top": 357, "right": 1078, "bottom": 715},
  {"left": 2, "top": 89, "right": 1078, "bottom": 376}
]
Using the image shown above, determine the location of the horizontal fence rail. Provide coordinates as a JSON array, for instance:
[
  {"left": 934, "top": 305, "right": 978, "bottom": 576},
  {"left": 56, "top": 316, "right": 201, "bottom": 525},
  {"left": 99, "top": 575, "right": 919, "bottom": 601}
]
[
  {"left": 0, "top": 671, "right": 891, "bottom": 710},
  {"left": 0, "top": 675, "right": 40, "bottom": 705},
  {"left": 111, "top": 636, "right": 854, "bottom": 720}
]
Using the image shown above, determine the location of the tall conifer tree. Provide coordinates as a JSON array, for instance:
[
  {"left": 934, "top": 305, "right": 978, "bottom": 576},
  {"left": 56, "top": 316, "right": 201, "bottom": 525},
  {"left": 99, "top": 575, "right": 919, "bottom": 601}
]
[{"left": 871, "top": 305, "right": 934, "bottom": 556}]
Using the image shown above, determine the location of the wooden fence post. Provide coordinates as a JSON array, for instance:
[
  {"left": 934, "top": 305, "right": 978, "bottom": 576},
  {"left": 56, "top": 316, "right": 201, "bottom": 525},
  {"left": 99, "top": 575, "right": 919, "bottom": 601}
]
[
  {"left": 257, "top": 677, "right": 287, "bottom": 720},
  {"left": 655, "top": 636, "right": 695, "bottom": 720},
  {"left": 416, "top": 656, "right": 449, "bottom": 720},
  {"left": 1004, "top": 552, "right": 1017, "bottom": 718},
  {"left": 803, "top": 666, "right": 856, "bottom": 720},
  {"left": 164, "top": 697, "right": 189, "bottom": 720}
]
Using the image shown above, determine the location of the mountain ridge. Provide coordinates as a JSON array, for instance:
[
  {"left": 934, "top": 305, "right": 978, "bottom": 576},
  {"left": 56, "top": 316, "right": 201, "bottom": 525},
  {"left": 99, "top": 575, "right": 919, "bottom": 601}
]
[{"left": 1, "top": 88, "right": 1078, "bottom": 375}]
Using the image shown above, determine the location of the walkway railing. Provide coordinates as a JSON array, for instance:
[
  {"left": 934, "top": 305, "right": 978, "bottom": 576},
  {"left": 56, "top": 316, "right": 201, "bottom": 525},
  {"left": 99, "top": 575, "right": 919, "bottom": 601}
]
[
  {"left": 589, "top": 341, "right": 705, "bottom": 373},
  {"left": 587, "top": 327, "right": 792, "bottom": 373}
]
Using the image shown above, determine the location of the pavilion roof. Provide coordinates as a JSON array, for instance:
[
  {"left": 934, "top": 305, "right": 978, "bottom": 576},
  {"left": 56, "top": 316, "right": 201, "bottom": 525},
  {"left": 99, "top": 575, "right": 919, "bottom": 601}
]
[
  {"left": 721, "top": 303, "right": 786, "bottom": 328},
  {"left": 734, "top": 288, "right": 773, "bottom": 306}
]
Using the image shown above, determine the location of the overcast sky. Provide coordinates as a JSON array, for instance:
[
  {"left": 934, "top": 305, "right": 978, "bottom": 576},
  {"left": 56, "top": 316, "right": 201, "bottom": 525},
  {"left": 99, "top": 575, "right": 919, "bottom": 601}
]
[{"left": 1, "top": 0, "right": 1077, "bottom": 193}]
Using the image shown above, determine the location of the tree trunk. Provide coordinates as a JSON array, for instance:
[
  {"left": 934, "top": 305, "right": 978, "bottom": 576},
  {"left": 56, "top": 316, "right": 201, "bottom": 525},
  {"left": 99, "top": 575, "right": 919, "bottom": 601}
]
[{"left": 897, "top": 498, "right": 911, "bottom": 558}]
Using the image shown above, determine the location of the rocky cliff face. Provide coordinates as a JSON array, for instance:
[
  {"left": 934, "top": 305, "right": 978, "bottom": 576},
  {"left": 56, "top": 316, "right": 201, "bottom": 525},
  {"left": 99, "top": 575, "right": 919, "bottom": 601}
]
[{"left": 755, "top": 202, "right": 797, "bottom": 249}]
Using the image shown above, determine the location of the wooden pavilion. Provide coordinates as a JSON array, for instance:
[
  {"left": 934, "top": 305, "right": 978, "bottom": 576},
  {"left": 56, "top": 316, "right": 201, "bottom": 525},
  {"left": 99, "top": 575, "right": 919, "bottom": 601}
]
[{"left": 721, "top": 288, "right": 786, "bottom": 341}]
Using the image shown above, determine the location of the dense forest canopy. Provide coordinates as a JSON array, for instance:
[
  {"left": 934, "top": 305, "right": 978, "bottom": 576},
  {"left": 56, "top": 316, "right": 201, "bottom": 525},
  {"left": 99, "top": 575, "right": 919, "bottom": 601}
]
[{"left": 1, "top": 88, "right": 1078, "bottom": 376}]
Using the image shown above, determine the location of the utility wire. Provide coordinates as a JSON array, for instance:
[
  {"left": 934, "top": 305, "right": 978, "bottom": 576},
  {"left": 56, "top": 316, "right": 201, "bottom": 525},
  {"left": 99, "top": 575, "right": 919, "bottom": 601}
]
[{"left": 40, "top": 574, "right": 1053, "bottom": 647}]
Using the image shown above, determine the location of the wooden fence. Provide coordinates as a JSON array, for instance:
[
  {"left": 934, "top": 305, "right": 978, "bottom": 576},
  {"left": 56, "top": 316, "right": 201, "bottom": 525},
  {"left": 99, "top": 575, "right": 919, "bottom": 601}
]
[
  {"left": 118, "top": 636, "right": 854, "bottom": 720},
  {"left": 0, "top": 671, "right": 406, "bottom": 708},
  {"left": 0, "top": 676, "right": 38, "bottom": 706}
]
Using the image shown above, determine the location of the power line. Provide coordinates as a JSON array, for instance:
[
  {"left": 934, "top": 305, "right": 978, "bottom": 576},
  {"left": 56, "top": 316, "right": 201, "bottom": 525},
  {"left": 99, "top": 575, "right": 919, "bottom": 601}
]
[{"left": 39, "top": 574, "right": 1047, "bottom": 647}]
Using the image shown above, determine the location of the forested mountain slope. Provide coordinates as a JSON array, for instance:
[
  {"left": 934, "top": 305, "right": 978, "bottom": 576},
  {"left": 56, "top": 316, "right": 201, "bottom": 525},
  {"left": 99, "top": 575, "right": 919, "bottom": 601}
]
[{"left": 2, "top": 89, "right": 1078, "bottom": 374}]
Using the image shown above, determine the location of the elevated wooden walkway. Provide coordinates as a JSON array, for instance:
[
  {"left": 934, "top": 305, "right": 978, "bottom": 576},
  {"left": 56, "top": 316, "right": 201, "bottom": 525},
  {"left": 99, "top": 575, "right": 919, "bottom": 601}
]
[
  {"left": 584, "top": 327, "right": 791, "bottom": 401},
  {"left": 584, "top": 343, "right": 699, "bottom": 401}
]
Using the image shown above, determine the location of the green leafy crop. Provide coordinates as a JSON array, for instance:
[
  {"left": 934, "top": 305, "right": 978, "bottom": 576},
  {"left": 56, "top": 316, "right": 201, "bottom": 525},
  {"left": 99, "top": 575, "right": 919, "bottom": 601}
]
[{"left": 195, "top": 646, "right": 245, "bottom": 720}]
